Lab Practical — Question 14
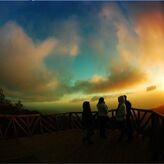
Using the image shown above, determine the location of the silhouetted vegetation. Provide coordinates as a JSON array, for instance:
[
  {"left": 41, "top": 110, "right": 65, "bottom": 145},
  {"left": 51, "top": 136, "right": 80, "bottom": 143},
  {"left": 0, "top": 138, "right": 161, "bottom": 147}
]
[{"left": 0, "top": 88, "right": 40, "bottom": 115}]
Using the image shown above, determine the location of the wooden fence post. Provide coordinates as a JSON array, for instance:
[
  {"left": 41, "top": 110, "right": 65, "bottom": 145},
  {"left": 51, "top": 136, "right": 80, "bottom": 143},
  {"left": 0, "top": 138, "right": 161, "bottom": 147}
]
[
  {"left": 69, "top": 113, "right": 72, "bottom": 129},
  {"left": 151, "top": 112, "right": 161, "bottom": 161}
]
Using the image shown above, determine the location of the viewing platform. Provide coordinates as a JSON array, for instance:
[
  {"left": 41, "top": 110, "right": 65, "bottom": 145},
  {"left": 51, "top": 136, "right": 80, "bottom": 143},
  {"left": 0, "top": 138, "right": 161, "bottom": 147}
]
[{"left": 0, "top": 108, "right": 163, "bottom": 163}]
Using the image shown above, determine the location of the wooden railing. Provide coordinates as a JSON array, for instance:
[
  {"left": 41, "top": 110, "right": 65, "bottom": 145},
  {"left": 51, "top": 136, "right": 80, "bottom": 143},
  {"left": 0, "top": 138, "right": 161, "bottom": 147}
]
[
  {"left": 130, "top": 108, "right": 164, "bottom": 161},
  {"left": 0, "top": 109, "right": 163, "bottom": 138},
  {"left": 0, "top": 108, "right": 163, "bottom": 160},
  {"left": 0, "top": 109, "right": 164, "bottom": 151},
  {"left": 0, "top": 112, "right": 96, "bottom": 138},
  {"left": 130, "top": 108, "right": 154, "bottom": 135}
]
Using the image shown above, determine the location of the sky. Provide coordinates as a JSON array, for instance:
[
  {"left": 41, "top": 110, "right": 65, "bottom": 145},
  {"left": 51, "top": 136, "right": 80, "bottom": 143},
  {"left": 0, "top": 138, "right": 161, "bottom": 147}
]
[{"left": 0, "top": 1, "right": 164, "bottom": 113}]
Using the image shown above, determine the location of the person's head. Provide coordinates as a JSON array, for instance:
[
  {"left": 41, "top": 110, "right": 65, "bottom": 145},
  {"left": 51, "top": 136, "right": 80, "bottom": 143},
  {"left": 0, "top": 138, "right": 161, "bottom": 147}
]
[
  {"left": 118, "top": 96, "right": 125, "bottom": 104},
  {"left": 124, "top": 95, "right": 127, "bottom": 101},
  {"left": 83, "top": 101, "right": 91, "bottom": 111},
  {"left": 98, "top": 97, "right": 105, "bottom": 104}
]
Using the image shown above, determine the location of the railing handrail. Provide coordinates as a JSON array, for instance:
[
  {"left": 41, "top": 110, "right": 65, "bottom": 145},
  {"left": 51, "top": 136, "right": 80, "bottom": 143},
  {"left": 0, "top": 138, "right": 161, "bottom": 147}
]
[
  {"left": 0, "top": 114, "right": 40, "bottom": 118},
  {"left": 152, "top": 111, "right": 164, "bottom": 118},
  {"left": 131, "top": 108, "right": 153, "bottom": 113},
  {"left": 0, "top": 108, "right": 163, "bottom": 119},
  {"left": 131, "top": 108, "right": 164, "bottom": 118}
]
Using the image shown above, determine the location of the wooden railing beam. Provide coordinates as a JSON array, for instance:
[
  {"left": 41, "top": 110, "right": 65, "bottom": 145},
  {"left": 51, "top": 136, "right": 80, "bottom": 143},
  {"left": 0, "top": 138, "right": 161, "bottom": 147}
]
[{"left": 0, "top": 108, "right": 163, "bottom": 142}]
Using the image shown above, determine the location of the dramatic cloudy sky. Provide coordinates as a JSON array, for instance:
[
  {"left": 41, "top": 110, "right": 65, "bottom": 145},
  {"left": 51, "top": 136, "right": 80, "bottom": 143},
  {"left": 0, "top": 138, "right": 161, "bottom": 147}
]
[{"left": 0, "top": 1, "right": 164, "bottom": 112}]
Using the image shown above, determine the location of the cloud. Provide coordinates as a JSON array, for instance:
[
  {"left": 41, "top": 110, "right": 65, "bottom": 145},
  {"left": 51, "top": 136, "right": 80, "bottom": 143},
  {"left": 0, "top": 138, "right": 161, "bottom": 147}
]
[
  {"left": 146, "top": 85, "right": 156, "bottom": 92},
  {"left": 80, "top": 4, "right": 148, "bottom": 94},
  {"left": 97, "top": 3, "right": 139, "bottom": 64},
  {"left": 135, "top": 9, "right": 164, "bottom": 65},
  {"left": 89, "top": 74, "right": 107, "bottom": 84},
  {"left": 0, "top": 21, "right": 58, "bottom": 93},
  {"left": 0, "top": 21, "right": 80, "bottom": 101},
  {"left": 53, "top": 17, "right": 81, "bottom": 56},
  {"left": 127, "top": 4, "right": 164, "bottom": 87},
  {"left": 87, "top": 3, "right": 164, "bottom": 94},
  {"left": 69, "top": 98, "right": 86, "bottom": 103},
  {"left": 2, "top": 3, "right": 164, "bottom": 103},
  {"left": 72, "top": 65, "right": 147, "bottom": 94},
  {"left": 45, "top": 4, "right": 164, "bottom": 101},
  {"left": 89, "top": 4, "right": 121, "bottom": 60}
]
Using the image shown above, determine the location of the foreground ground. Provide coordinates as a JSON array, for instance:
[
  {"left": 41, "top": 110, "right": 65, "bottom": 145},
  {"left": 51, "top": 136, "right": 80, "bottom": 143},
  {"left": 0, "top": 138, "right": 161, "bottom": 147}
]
[{"left": 0, "top": 129, "right": 153, "bottom": 163}]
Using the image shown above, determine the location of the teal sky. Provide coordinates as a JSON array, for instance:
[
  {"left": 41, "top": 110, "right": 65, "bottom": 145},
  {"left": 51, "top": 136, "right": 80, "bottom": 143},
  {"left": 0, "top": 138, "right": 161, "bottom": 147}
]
[{"left": 1, "top": 1, "right": 164, "bottom": 112}]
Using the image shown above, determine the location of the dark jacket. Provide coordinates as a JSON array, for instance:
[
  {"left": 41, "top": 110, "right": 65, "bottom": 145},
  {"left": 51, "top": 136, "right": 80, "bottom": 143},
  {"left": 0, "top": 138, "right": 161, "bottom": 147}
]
[
  {"left": 125, "top": 100, "right": 132, "bottom": 120},
  {"left": 82, "top": 109, "right": 93, "bottom": 128}
]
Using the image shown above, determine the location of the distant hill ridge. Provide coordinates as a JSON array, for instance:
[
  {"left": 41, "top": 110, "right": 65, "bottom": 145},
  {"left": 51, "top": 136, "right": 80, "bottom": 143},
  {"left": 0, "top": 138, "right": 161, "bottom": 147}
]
[
  {"left": 153, "top": 104, "right": 164, "bottom": 115},
  {"left": 0, "top": 88, "right": 40, "bottom": 115}
]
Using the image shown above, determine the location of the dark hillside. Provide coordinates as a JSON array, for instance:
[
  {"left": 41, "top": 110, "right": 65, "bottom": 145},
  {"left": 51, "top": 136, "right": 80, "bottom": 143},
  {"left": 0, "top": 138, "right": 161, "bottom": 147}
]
[{"left": 0, "top": 88, "right": 40, "bottom": 115}]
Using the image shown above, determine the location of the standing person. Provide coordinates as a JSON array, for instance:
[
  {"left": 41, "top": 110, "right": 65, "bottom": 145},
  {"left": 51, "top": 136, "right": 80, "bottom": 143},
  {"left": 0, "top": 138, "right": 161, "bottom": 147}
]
[
  {"left": 124, "top": 95, "right": 133, "bottom": 141},
  {"left": 97, "top": 97, "right": 108, "bottom": 138},
  {"left": 82, "top": 101, "right": 94, "bottom": 144},
  {"left": 116, "top": 95, "right": 127, "bottom": 142}
]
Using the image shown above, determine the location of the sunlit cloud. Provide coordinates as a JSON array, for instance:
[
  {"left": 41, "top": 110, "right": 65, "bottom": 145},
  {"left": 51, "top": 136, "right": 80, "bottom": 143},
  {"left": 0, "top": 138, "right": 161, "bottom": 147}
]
[
  {"left": 89, "top": 74, "right": 107, "bottom": 84},
  {"left": 135, "top": 9, "right": 164, "bottom": 65},
  {"left": 80, "top": 4, "right": 148, "bottom": 95},
  {"left": 0, "top": 21, "right": 58, "bottom": 93},
  {"left": 146, "top": 85, "right": 156, "bottom": 92},
  {"left": 131, "top": 6, "right": 164, "bottom": 89},
  {"left": 91, "top": 3, "right": 164, "bottom": 92},
  {"left": 0, "top": 21, "right": 80, "bottom": 101},
  {"left": 72, "top": 66, "right": 147, "bottom": 94}
]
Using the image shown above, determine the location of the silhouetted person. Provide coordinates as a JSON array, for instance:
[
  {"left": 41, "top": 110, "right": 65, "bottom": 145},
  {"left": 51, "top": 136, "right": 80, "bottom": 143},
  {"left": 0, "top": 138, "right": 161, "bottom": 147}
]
[
  {"left": 116, "top": 95, "right": 127, "bottom": 142},
  {"left": 82, "top": 101, "right": 94, "bottom": 144},
  {"left": 124, "top": 95, "right": 133, "bottom": 141},
  {"left": 97, "top": 97, "right": 108, "bottom": 138}
]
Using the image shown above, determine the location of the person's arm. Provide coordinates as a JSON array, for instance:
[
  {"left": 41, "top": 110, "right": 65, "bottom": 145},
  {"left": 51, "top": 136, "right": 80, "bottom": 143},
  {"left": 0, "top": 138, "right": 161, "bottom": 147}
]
[
  {"left": 104, "top": 104, "right": 108, "bottom": 114},
  {"left": 129, "top": 101, "right": 132, "bottom": 109}
]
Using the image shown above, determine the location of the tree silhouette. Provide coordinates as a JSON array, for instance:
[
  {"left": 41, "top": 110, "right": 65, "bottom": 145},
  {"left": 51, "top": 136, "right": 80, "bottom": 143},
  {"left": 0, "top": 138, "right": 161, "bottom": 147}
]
[
  {"left": 0, "top": 88, "right": 5, "bottom": 104},
  {"left": 0, "top": 88, "right": 39, "bottom": 115},
  {"left": 15, "top": 100, "right": 23, "bottom": 110}
]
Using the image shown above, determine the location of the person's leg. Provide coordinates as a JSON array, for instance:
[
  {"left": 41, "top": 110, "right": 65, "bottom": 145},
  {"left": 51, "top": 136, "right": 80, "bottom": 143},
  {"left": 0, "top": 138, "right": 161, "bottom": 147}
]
[
  {"left": 86, "top": 128, "right": 94, "bottom": 144},
  {"left": 102, "top": 117, "right": 107, "bottom": 138},
  {"left": 82, "top": 129, "right": 87, "bottom": 142},
  {"left": 100, "top": 117, "right": 103, "bottom": 137},
  {"left": 126, "top": 118, "right": 133, "bottom": 141},
  {"left": 117, "top": 121, "right": 125, "bottom": 142},
  {"left": 99, "top": 117, "right": 104, "bottom": 137}
]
